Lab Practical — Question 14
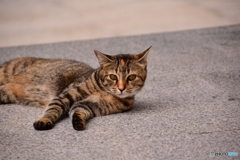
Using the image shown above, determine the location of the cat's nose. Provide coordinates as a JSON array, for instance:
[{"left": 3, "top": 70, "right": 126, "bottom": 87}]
[
  {"left": 118, "top": 88, "right": 125, "bottom": 92},
  {"left": 118, "top": 85, "right": 125, "bottom": 92},
  {"left": 118, "top": 80, "right": 126, "bottom": 92}
]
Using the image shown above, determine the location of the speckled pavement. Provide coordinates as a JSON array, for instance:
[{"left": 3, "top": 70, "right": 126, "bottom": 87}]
[{"left": 0, "top": 25, "right": 240, "bottom": 160}]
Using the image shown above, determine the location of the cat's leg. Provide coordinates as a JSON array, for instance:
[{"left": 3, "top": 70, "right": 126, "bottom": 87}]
[
  {"left": 34, "top": 80, "right": 95, "bottom": 130},
  {"left": 69, "top": 101, "right": 102, "bottom": 130},
  {"left": 0, "top": 84, "right": 24, "bottom": 104},
  {"left": 33, "top": 97, "right": 69, "bottom": 130},
  {"left": 33, "top": 85, "right": 84, "bottom": 130},
  {"left": 0, "top": 84, "right": 48, "bottom": 107},
  {"left": 69, "top": 100, "right": 105, "bottom": 130},
  {"left": 71, "top": 108, "right": 92, "bottom": 130},
  {"left": 0, "top": 86, "right": 8, "bottom": 104}
]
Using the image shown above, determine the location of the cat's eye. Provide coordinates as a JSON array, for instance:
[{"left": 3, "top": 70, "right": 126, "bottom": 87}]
[
  {"left": 127, "top": 74, "right": 137, "bottom": 81},
  {"left": 109, "top": 74, "right": 118, "bottom": 80}
]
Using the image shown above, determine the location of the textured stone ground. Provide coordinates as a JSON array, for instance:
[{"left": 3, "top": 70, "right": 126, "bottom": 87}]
[{"left": 0, "top": 25, "right": 239, "bottom": 160}]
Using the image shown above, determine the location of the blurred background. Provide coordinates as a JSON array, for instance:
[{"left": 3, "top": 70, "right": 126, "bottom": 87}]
[{"left": 0, "top": 0, "right": 240, "bottom": 47}]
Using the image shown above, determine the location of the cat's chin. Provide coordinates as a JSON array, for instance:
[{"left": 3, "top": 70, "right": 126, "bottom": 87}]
[{"left": 113, "top": 92, "right": 136, "bottom": 99}]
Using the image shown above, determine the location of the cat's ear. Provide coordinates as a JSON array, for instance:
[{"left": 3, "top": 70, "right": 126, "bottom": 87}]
[
  {"left": 135, "top": 46, "right": 151, "bottom": 65},
  {"left": 94, "top": 50, "right": 113, "bottom": 67}
]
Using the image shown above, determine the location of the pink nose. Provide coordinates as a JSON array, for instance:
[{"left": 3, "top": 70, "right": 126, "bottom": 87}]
[
  {"left": 118, "top": 86, "right": 125, "bottom": 92},
  {"left": 118, "top": 80, "right": 126, "bottom": 92},
  {"left": 118, "top": 84, "right": 125, "bottom": 92}
]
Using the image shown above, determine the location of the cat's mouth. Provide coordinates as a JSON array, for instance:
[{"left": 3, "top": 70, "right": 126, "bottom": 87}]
[
  {"left": 114, "top": 91, "right": 137, "bottom": 99},
  {"left": 108, "top": 88, "right": 137, "bottom": 98},
  {"left": 116, "top": 93, "right": 129, "bottom": 98}
]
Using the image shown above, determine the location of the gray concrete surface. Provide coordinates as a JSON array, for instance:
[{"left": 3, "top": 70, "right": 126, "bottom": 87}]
[
  {"left": 0, "top": 0, "right": 240, "bottom": 47},
  {"left": 0, "top": 25, "right": 240, "bottom": 160}
]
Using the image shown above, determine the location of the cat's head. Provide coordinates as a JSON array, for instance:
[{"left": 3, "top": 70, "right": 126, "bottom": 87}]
[{"left": 94, "top": 47, "right": 151, "bottom": 98}]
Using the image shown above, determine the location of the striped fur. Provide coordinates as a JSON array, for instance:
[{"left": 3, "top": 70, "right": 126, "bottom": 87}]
[{"left": 0, "top": 47, "right": 151, "bottom": 130}]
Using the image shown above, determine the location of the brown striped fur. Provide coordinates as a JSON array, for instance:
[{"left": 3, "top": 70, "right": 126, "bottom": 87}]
[{"left": 0, "top": 47, "right": 151, "bottom": 130}]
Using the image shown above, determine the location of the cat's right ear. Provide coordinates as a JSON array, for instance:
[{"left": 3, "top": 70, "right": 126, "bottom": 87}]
[
  {"left": 135, "top": 46, "right": 152, "bottom": 66},
  {"left": 94, "top": 50, "right": 113, "bottom": 67}
]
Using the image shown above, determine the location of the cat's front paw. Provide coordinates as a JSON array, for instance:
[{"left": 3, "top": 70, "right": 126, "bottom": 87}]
[
  {"left": 72, "top": 113, "right": 86, "bottom": 130},
  {"left": 33, "top": 118, "right": 54, "bottom": 130}
]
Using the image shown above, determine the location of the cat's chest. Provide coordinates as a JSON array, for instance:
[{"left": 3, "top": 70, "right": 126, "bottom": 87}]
[{"left": 86, "top": 91, "right": 113, "bottom": 103}]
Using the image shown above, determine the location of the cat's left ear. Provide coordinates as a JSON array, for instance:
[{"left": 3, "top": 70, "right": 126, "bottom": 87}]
[
  {"left": 94, "top": 50, "right": 113, "bottom": 67},
  {"left": 135, "top": 46, "right": 152, "bottom": 65}
]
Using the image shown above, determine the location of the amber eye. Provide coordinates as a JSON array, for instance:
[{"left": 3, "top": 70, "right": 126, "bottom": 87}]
[
  {"left": 128, "top": 74, "right": 136, "bottom": 81},
  {"left": 109, "top": 74, "right": 118, "bottom": 80}
]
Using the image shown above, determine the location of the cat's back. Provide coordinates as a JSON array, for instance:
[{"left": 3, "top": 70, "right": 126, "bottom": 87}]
[{"left": 0, "top": 57, "right": 94, "bottom": 92}]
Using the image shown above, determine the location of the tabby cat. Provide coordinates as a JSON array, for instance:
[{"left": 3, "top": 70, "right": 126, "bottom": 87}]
[{"left": 0, "top": 47, "right": 151, "bottom": 130}]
